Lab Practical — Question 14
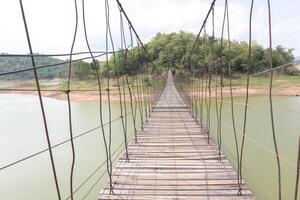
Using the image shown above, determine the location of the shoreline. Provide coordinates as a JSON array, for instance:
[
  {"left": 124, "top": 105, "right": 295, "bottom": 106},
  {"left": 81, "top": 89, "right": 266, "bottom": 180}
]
[
  {"left": 1, "top": 86, "right": 300, "bottom": 102},
  {"left": 0, "top": 90, "right": 150, "bottom": 102},
  {"left": 189, "top": 86, "right": 300, "bottom": 98}
]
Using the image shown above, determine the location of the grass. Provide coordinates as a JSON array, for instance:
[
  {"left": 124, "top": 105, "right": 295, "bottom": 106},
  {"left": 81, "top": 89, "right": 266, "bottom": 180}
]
[
  {"left": 27, "top": 75, "right": 166, "bottom": 96},
  {"left": 185, "top": 75, "right": 300, "bottom": 90}
]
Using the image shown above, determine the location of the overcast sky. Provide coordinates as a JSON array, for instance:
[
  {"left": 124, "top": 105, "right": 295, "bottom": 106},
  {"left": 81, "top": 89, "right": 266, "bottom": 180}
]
[{"left": 0, "top": 0, "right": 299, "bottom": 57}]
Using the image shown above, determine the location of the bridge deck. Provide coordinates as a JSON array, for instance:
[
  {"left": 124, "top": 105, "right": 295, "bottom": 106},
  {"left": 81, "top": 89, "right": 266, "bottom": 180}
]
[{"left": 99, "top": 73, "right": 254, "bottom": 200}]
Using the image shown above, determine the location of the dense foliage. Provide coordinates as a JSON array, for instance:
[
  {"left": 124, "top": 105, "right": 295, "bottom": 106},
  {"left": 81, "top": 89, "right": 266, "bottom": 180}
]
[
  {"left": 107, "top": 32, "right": 295, "bottom": 76},
  {"left": 0, "top": 54, "right": 67, "bottom": 80},
  {"left": 0, "top": 32, "right": 295, "bottom": 80}
]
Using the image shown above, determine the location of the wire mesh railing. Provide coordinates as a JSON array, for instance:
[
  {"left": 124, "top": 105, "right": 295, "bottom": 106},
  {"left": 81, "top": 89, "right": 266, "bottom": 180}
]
[
  {"left": 174, "top": 0, "right": 300, "bottom": 199},
  {"left": 1, "top": 0, "right": 166, "bottom": 199}
]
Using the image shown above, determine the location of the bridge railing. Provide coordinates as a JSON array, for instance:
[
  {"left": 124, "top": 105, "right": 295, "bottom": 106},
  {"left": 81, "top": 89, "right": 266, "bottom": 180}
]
[
  {"left": 0, "top": 0, "right": 166, "bottom": 199},
  {"left": 176, "top": 0, "right": 300, "bottom": 199}
]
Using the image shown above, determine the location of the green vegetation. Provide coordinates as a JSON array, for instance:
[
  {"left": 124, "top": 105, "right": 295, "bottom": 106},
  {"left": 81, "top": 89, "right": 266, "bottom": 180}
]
[
  {"left": 103, "top": 32, "right": 295, "bottom": 78},
  {"left": 185, "top": 76, "right": 300, "bottom": 90},
  {"left": 0, "top": 31, "right": 295, "bottom": 81},
  {"left": 0, "top": 54, "right": 67, "bottom": 79}
]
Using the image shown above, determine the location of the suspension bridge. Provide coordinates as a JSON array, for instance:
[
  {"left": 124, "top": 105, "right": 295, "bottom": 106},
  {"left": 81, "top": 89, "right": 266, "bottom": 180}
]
[
  {"left": 1, "top": 0, "right": 300, "bottom": 199},
  {"left": 98, "top": 71, "right": 254, "bottom": 199}
]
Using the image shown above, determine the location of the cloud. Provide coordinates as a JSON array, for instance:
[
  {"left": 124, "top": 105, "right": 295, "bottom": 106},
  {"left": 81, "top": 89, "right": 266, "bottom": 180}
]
[{"left": 0, "top": 0, "right": 299, "bottom": 56}]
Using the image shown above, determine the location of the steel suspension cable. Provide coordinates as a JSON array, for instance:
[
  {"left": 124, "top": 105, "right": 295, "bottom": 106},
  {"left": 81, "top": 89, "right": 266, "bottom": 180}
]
[
  {"left": 66, "top": 0, "right": 79, "bottom": 199},
  {"left": 225, "top": 0, "right": 242, "bottom": 193},
  {"left": 211, "top": 5, "right": 222, "bottom": 159},
  {"left": 104, "top": 0, "right": 116, "bottom": 194},
  {"left": 84, "top": 0, "right": 114, "bottom": 195},
  {"left": 187, "top": 0, "right": 217, "bottom": 61},
  {"left": 126, "top": 75, "right": 137, "bottom": 143},
  {"left": 146, "top": 63, "right": 152, "bottom": 118},
  {"left": 18, "top": 0, "right": 61, "bottom": 199},
  {"left": 267, "top": 0, "right": 282, "bottom": 199},
  {"left": 203, "top": 25, "right": 210, "bottom": 143},
  {"left": 195, "top": 54, "right": 200, "bottom": 122},
  {"left": 115, "top": 0, "right": 162, "bottom": 77},
  {"left": 119, "top": 9, "right": 129, "bottom": 161},
  {"left": 200, "top": 64, "right": 204, "bottom": 130},
  {"left": 136, "top": 42, "right": 145, "bottom": 129},
  {"left": 239, "top": 0, "right": 254, "bottom": 188},
  {"left": 127, "top": 26, "right": 138, "bottom": 143},
  {"left": 207, "top": 24, "right": 213, "bottom": 144},
  {"left": 216, "top": 0, "right": 228, "bottom": 161}
]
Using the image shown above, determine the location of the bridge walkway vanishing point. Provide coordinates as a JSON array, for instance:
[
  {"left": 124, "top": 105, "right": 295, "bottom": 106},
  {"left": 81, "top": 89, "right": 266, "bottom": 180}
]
[{"left": 99, "top": 72, "right": 255, "bottom": 199}]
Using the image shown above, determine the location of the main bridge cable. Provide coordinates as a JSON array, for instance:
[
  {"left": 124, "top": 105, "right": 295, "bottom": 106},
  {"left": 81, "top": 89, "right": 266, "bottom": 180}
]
[
  {"left": 18, "top": 0, "right": 62, "bottom": 199},
  {"left": 115, "top": 0, "right": 162, "bottom": 78},
  {"left": 186, "top": 0, "right": 217, "bottom": 65},
  {"left": 115, "top": 0, "right": 161, "bottom": 127}
]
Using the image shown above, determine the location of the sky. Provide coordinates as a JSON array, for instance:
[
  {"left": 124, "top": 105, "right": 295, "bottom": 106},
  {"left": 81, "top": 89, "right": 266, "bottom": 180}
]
[{"left": 0, "top": 0, "right": 299, "bottom": 57}]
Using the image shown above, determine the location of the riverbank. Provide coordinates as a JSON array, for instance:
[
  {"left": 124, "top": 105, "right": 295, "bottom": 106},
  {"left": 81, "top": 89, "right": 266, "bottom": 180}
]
[
  {"left": 0, "top": 88, "right": 153, "bottom": 102},
  {"left": 183, "top": 75, "right": 300, "bottom": 99},
  {"left": 0, "top": 78, "right": 154, "bottom": 102},
  {"left": 1, "top": 75, "right": 300, "bottom": 101},
  {"left": 188, "top": 86, "right": 300, "bottom": 99},
  {"left": 1, "top": 84, "right": 300, "bottom": 102}
]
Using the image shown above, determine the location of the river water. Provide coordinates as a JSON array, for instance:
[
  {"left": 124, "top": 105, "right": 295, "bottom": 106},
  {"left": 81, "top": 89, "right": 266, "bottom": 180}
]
[
  {"left": 0, "top": 93, "right": 140, "bottom": 200},
  {"left": 0, "top": 94, "right": 299, "bottom": 200},
  {"left": 201, "top": 95, "right": 300, "bottom": 200}
]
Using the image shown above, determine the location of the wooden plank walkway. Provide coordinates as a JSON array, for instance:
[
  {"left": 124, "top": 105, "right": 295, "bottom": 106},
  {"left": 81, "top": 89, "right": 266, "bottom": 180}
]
[{"left": 99, "top": 72, "right": 255, "bottom": 200}]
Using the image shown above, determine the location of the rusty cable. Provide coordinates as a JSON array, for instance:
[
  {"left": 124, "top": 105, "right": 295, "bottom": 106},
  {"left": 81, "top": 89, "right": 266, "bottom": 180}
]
[
  {"left": 104, "top": 0, "right": 114, "bottom": 193},
  {"left": 225, "top": 0, "right": 242, "bottom": 193},
  {"left": 18, "top": 0, "right": 61, "bottom": 199},
  {"left": 66, "top": 0, "right": 79, "bottom": 199},
  {"left": 267, "top": 0, "right": 282, "bottom": 199},
  {"left": 239, "top": 0, "right": 254, "bottom": 188}
]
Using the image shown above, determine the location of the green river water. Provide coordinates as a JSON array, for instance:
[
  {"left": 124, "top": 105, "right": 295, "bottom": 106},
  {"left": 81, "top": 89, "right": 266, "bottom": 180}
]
[{"left": 0, "top": 94, "right": 299, "bottom": 200}]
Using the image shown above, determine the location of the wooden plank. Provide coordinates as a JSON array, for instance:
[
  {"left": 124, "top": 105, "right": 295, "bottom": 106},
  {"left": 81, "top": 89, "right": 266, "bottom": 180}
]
[{"left": 98, "top": 72, "right": 255, "bottom": 200}]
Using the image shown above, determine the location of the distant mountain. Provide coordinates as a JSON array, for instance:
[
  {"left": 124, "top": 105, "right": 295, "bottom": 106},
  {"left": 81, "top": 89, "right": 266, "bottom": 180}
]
[{"left": 0, "top": 54, "right": 67, "bottom": 80}]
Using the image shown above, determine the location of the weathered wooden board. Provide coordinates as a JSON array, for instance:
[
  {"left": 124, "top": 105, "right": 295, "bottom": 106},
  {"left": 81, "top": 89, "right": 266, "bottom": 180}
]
[{"left": 98, "top": 73, "right": 255, "bottom": 200}]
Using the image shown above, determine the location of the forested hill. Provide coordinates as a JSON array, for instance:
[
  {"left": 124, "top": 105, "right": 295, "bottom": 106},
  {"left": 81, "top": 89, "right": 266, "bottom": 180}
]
[
  {"left": 105, "top": 32, "right": 295, "bottom": 76},
  {"left": 0, "top": 31, "right": 295, "bottom": 80},
  {"left": 0, "top": 54, "right": 67, "bottom": 79}
]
